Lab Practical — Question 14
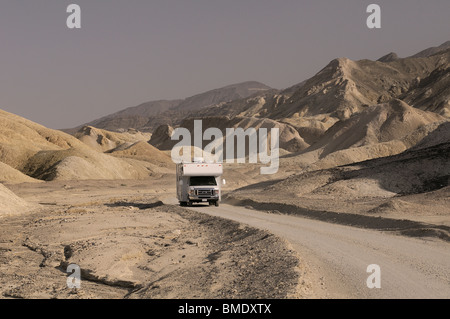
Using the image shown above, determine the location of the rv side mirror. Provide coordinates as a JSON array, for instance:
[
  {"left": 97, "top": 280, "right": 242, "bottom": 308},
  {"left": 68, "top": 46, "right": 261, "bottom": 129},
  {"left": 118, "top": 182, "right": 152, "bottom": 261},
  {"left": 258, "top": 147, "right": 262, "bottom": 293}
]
[
  {"left": 179, "top": 180, "right": 183, "bottom": 186},
  {"left": 222, "top": 179, "right": 226, "bottom": 185}
]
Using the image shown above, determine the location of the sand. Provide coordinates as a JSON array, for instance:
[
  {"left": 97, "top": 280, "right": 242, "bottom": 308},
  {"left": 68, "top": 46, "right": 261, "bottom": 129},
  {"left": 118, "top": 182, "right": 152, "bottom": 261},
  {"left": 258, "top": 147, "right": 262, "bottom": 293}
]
[
  {"left": 0, "top": 183, "right": 34, "bottom": 216},
  {"left": 0, "top": 162, "right": 41, "bottom": 184}
]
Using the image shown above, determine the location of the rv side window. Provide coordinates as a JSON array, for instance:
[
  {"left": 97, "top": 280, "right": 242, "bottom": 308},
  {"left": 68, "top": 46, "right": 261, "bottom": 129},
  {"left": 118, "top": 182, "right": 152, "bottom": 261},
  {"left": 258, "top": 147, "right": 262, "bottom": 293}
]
[{"left": 189, "top": 176, "right": 217, "bottom": 186}]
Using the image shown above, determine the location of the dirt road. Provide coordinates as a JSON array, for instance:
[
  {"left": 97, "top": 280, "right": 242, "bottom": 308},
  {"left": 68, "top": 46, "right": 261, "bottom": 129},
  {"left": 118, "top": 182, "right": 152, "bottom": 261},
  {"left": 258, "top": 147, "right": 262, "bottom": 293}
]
[
  {"left": 177, "top": 200, "right": 450, "bottom": 299},
  {"left": 0, "top": 181, "right": 306, "bottom": 299}
]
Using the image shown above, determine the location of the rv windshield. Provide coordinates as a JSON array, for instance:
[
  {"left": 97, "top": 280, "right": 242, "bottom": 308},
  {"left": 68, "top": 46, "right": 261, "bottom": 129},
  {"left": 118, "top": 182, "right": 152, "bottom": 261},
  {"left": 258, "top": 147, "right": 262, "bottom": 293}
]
[{"left": 189, "top": 176, "right": 217, "bottom": 186}]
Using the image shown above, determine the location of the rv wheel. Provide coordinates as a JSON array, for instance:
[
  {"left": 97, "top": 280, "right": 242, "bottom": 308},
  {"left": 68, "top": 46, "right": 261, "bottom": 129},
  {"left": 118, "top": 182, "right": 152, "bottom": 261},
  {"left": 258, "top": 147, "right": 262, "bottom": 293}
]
[{"left": 214, "top": 201, "right": 219, "bottom": 207}]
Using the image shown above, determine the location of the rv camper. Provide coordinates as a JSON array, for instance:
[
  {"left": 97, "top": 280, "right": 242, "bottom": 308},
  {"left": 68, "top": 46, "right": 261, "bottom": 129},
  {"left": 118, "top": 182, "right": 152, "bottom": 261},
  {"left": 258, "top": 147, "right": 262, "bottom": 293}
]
[{"left": 176, "top": 158, "right": 225, "bottom": 207}]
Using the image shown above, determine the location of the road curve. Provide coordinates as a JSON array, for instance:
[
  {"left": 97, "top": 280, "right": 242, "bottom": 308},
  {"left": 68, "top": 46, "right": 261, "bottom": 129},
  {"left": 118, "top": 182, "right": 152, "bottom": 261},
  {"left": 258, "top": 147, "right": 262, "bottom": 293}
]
[{"left": 168, "top": 200, "right": 450, "bottom": 299}]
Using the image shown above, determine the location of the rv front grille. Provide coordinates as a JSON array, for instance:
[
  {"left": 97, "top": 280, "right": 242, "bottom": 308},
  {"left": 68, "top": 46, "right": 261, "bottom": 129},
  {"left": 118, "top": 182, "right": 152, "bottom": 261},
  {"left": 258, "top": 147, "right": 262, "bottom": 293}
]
[{"left": 196, "top": 189, "right": 214, "bottom": 197}]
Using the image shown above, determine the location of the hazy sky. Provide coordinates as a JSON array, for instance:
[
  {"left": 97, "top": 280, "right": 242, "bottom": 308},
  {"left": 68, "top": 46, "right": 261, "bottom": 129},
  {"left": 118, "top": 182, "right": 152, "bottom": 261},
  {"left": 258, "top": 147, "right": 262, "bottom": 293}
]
[{"left": 1, "top": 0, "right": 449, "bottom": 129}]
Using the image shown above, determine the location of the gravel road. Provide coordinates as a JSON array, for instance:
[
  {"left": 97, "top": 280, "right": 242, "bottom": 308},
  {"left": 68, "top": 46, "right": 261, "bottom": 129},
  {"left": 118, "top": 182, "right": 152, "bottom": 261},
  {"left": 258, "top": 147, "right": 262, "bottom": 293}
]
[{"left": 180, "top": 201, "right": 450, "bottom": 299}]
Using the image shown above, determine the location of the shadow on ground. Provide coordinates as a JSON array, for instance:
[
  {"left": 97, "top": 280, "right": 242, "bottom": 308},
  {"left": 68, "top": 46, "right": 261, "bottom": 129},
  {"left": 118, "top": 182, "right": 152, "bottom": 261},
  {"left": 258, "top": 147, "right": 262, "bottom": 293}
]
[
  {"left": 105, "top": 200, "right": 164, "bottom": 210},
  {"left": 224, "top": 196, "right": 450, "bottom": 242}
]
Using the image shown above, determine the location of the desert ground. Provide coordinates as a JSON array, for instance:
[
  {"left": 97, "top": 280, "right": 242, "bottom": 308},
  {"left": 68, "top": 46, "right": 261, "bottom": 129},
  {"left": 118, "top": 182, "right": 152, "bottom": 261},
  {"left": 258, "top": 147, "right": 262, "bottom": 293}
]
[
  {"left": 0, "top": 177, "right": 313, "bottom": 299},
  {"left": 1, "top": 165, "right": 448, "bottom": 299}
]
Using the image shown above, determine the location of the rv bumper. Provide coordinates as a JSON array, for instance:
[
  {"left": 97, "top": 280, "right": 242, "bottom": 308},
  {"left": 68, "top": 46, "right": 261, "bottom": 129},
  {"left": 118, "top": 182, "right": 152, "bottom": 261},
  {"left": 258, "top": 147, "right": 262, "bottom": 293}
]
[{"left": 188, "top": 195, "right": 219, "bottom": 201}]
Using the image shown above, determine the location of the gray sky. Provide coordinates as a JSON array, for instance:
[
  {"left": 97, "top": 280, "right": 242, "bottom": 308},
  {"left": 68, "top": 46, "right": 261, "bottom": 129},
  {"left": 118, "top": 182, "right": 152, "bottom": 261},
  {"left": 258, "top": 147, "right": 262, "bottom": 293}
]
[{"left": 0, "top": 0, "right": 449, "bottom": 129}]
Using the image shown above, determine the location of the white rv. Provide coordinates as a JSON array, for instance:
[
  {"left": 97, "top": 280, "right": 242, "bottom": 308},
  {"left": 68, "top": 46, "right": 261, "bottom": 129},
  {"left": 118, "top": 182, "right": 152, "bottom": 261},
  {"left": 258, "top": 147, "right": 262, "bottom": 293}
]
[{"left": 176, "top": 158, "right": 225, "bottom": 207}]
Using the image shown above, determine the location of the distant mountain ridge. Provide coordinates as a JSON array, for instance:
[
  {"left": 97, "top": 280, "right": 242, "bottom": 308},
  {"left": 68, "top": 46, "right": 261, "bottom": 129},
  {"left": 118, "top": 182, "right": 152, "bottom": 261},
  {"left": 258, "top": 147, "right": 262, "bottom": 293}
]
[
  {"left": 410, "top": 41, "right": 450, "bottom": 58},
  {"left": 64, "top": 81, "right": 272, "bottom": 133},
  {"left": 376, "top": 41, "right": 450, "bottom": 62},
  {"left": 64, "top": 40, "right": 450, "bottom": 166},
  {"left": 66, "top": 41, "right": 450, "bottom": 136}
]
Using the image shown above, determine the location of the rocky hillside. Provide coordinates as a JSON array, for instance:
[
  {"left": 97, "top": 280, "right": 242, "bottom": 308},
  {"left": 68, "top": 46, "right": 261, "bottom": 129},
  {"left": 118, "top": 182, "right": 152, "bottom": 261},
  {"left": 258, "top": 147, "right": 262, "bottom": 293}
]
[
  {"left": 149, "top": 45, "right": 449, "bottom": 164},
  {"left": 74, "top": 126, "right": 152, "bottom": 152},
  {"left": 0, "top": 110, "right": 172, "bottom": 183},
  {"left": 196, "top": 47, "right": 449, "bottom": 123},
  {"left": 270, "top": 124, "right": 450, "bottom": 199},
  {"left": 150, "top": 116, "right": 309, "bottom": 154}
]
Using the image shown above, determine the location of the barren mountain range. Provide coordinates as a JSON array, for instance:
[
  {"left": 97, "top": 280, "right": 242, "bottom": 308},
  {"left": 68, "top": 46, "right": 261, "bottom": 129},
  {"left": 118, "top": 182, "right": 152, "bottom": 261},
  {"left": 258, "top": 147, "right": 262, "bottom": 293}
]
[
  {"left": 67, "top": 41, "right": 449, "bottom": 137},
  {"left": 1, "top": 41, "right": 449, "bottom": 216},
  {"left": 64, "top": 81, "right": 272, "bottom": 134}
]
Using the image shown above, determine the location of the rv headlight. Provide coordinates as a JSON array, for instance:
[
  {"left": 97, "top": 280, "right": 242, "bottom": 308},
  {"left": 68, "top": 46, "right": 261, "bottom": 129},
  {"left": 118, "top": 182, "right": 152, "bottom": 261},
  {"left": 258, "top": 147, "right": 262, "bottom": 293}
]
[
  {"left": 189, "top": 189, "right": 195, "bottom": 196},
  {"left": 214, "top": 189, "right": 219, "bottom": 195}
]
